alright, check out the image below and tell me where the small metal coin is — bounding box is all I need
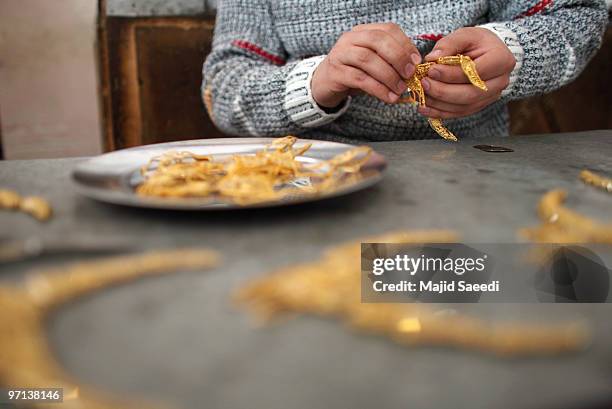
[473,145,514,153]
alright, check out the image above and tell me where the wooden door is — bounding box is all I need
[98,1,225,150]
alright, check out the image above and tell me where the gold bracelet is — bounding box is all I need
[0,188,52,221]
[580,169,612,193]
[399,55,488,142]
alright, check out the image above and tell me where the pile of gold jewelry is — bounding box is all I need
[520,189,612,244]
[0,248,219,409]
[0,188,52,221]
[399,55,488,142]
[580,169,612,193]
[136,136,372,205]
[235,230,588,356]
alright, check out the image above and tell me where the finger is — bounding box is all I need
[426,64,470,84]
[422,75,508,105]
[419,98,498,119]
[425,28,476,62]
[353,23,421,64]
[425,94,500,114]
[417,105,457,120]
[424,96,469,113]
[337,46,406,95]
[472,49,516,80]
[345,30,415,79]
[428,50,515,83]
[340,65,400,104]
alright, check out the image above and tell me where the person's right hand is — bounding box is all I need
[311,23,421,108]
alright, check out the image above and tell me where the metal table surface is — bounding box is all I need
[1,130,611,409]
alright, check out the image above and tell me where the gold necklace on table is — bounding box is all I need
[0,231,594,409]
[0,248,219,409]
[235,230,588,356]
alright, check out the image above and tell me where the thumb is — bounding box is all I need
[425,29,475,62]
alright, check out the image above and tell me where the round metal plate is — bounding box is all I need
[72,138,387,210]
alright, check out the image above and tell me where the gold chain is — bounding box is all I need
[0,249,219,409]
[399,55,488,142]
[235,230,588,356]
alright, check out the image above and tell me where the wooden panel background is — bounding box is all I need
[0,110,4,159]
[98,6,611,150]
[100,14,225,151]
[136,24,217,145]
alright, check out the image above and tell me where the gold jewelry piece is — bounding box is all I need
[0,248,219,409]
[399,55,488,142]
[137,136,372,204]
[520,189,612,244]
[235,230,588,356]
[580,170,612,193]
[0,189,52,221]
[428,118,458,142]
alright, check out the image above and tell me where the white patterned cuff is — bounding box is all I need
[284,55,351,128]
[478,23,525,97]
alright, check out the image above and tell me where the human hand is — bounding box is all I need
[418,27,516,119]
[311,23,421,108]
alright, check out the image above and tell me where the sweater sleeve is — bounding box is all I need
[479,0,607,100]
[202,0,349,137]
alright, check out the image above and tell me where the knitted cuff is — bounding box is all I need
[284,55,351,128]
[478,23,525,97]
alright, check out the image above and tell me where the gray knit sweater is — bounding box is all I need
[202,0,607,141]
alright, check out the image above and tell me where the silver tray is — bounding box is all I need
[72,138,387,210]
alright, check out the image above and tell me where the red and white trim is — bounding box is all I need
[516,0,554,18]
[284,56,351,128]
[231,40,286,66]
[415,33,445,42]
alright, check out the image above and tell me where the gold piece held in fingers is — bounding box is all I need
[400,55,487,142]
[437,55,488,91]
[428,118,458,142]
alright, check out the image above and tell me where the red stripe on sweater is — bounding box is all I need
[231,40,286,66]
[517,0,553,18]
[416,33,445,41]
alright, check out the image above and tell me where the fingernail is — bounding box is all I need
[427,50,442,60]
[419,106,431,115]
[428,68,440,80]
[405,63,415,78]
[421,78,430,92]
[397,79,407,93]
[388,92,399,103]
[411,53,422,65]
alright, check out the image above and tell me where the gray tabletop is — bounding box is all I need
[1,130,612,409]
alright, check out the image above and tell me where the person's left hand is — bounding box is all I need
[418,27,516,119]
